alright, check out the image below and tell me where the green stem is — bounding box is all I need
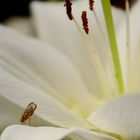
[101,0,124,94]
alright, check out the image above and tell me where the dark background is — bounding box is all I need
[0,0,136,22]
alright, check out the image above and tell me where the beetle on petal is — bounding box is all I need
[20,102,37,125]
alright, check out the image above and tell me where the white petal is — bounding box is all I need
[69,129,117,140]
[128,1,140,91]
[1,125,71,140]
[4,17,35,36]
[1,125,73,140]
[31,0,125,98]
[88,93,140,140]
[0,66,92,130]
[0,25,95,130]
[1,125,117,140]
[116,1,140,87]
[128,1,140,56]
[0,25,99,117]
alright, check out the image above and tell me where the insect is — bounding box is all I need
[20,102,37,125]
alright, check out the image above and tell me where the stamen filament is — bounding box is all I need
[71,11,114,97]
[81,11,114,96]
[101,0,124,94]
[126,0,130,55]
[74,16,113,97]
[85,34,115,97]
[93,10,118,94]
[126,0,130,51]
[89,1,118,93]
[92,10,106,41]
[73,17,84,37]
[126,0,131,91]
[65,0,115,96]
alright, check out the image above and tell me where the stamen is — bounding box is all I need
[64,0,73,20]
[85,37,115,97]
[81,12,115,96]
[64,1,115,96]
[88,0,117,94]
[89,0,94,11]
[126,0,131,91]
[64,0,85,38]
[81,11,89,34]
[126,0,130,54]
[89,0,106,46]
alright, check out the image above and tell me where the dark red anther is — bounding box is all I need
[89,0,94,11]
[64,0,73,20]
[81,11,89,34]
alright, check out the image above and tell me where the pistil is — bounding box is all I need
[101,0,125,94]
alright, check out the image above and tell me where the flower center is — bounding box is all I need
[64,0,132,97]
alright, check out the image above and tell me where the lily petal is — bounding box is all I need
[0,66,91,130]
[0,25,95,129]
[0,25,100,117]
[4,17,35,37]
[1,125,117,140]
[128,0,140,91]
[116,0,140,87]
[88,93,140,140]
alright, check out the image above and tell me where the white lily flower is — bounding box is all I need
[0,0,140,140]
